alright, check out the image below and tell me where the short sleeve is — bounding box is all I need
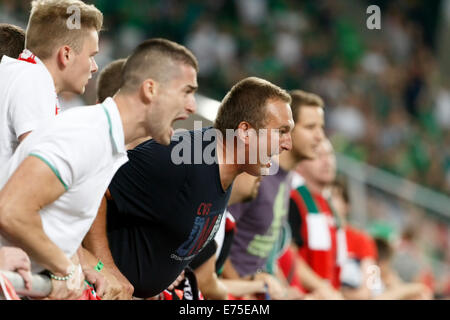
[188,240,217,270]
[28,142,74,191]
[27,128,106,191]
[9,66,56,138]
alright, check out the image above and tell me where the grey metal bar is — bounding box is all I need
[336,153,450,220]
[1,271,52,298]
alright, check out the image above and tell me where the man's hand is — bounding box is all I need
[0,246,32,290]
[83,267,108,298]
[104,266,134,299]
[47,264,85,300]
[254,272,286,300]
[312,282,344,300]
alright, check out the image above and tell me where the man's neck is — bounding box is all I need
[41,58,63,94]
[113,94,148,145]
[304,176,325,195]
[216,137,241,192]
[279,149,301,172]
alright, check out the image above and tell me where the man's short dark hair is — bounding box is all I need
[96,58,126,102]
[0,24,25,60]
[214,77,291,136]
[120,38,198,93]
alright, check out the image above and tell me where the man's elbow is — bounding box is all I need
[0,202,22,237]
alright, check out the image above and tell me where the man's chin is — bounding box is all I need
[73,87,85,96]
[299,151,317,161]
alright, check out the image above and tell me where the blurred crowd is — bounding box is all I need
[1,0,449,298]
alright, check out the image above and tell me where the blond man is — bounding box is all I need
[0,0,102,166]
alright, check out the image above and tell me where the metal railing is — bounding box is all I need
[337,153,450,226]
[0,271,51,299]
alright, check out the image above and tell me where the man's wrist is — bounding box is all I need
[49,264,76,281]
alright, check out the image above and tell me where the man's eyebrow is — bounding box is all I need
[186,85,198,91]
[279,124,293,131]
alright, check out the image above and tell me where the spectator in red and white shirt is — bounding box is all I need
[286,139,344,300]
[329,179,379,299]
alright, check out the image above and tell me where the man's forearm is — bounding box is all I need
[194,254,228,300]
[0,156,72,276]
[82,195,116,267]
[201,275,229,300]
[77,245,100,270]
[82,194,133,292]
[221,258,242,279]
[0,208,72,275]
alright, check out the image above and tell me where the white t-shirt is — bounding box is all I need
[214,210,228,259]
[0,51,58,166]
[0,97,128,272]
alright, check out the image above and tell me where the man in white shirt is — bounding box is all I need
[0,23,35,290]
[0,0,102,165]
[0,38,198,300]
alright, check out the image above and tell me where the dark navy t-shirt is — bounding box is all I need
[106,128,232,298]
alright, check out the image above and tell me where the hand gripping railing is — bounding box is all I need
[0,271,52,299]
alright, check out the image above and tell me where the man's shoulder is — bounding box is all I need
[1,56,48,75]
[0,57,53,89]
[171,127,216,145]
[55,104,102,125]
[135,127,217,163]
[25,105,105,146]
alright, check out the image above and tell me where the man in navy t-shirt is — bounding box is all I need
[84,77,295,298]
[107,128,232,297]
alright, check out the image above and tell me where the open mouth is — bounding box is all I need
[174,115,188,122]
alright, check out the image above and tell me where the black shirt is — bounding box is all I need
[288,197,304,247]
[107,128,232,298]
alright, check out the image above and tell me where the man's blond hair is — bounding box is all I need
[25,0,103,59]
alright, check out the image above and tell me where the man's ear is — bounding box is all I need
[139,79,157,104]
[236,121,252,145]
[56,46,73,69]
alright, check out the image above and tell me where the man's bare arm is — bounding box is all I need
[293,246,343,299]
[0,156,72,275]
[82,194,134,298]
[0,156,84,299]
[193,254,228,300]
